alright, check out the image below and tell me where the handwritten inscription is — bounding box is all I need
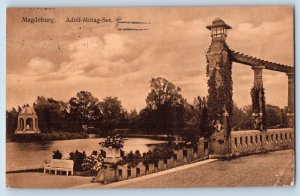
[115,17,150,31]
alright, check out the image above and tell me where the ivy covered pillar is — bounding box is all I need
[286,72,294,127]
[251,65,266,131]
[206,18,233,158]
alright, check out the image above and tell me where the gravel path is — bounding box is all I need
[6,172,92,188]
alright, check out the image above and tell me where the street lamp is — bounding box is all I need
[206,18,232,40]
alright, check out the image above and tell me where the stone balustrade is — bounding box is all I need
[96,129,294,184]
[230,128,294,157]
[98,141,207,183]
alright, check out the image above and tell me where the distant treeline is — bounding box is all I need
[6,77,289,141]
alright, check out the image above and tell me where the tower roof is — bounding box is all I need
[206,18,232,30]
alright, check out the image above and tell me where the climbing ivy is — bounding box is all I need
[206,40,233,139]
[250,84,267,130]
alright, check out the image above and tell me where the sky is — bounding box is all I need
[6,6,294,111]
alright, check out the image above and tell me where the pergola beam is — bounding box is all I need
[231,50,294,73]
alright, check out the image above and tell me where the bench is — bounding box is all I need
[44,159,74,176]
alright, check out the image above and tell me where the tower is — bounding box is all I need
[206,18,233,158]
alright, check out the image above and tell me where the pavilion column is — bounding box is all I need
[20,118,22,131]
[23,118,27,131]
[33,118,36,130]
[36,117,40,133]
[19,118,22,131]
[286,72,294,127]
[17,118,20,130]
[251,65,266,131]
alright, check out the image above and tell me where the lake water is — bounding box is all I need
[6,138,166,172]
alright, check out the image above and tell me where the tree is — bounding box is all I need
[6,107,19,139]
[99,97,127,131]
[280,108,288,128]
[34,96,68,132]
[146,77,184,110]
[100,97,125,120]
[69,91,101,130]
[184,96,209,139]
[266,104,282,128]
[238,105,253,130]
[232,104,285,130]
[232,103,245,131]
[145,77,185,134]
[136,107,155,133]
[126,109,138,130]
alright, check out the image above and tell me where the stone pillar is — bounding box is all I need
[251,65,266,131]
[252,66,264,86]
[286,72,294,127]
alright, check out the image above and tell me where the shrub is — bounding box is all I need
[52,150,63,159]
[142,147,175,165]
[82,150,105,175]
[69,150,86,171]
[99,134,125,149]
[117,150,142,168]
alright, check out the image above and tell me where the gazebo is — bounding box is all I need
[15,106,40,134]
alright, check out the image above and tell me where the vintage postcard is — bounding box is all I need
[6,6,294,188]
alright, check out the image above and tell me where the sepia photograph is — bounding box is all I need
[6,6,294,188]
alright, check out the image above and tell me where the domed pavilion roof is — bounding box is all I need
[19,106,37,116]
